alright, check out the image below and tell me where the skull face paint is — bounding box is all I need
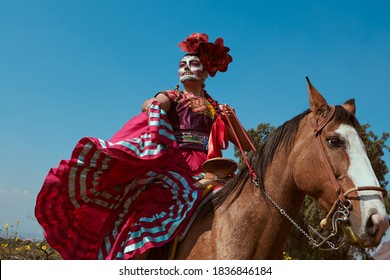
[178,55,205,83]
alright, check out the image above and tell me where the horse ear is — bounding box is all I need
[342,98,356,115]
[306,76,330,118]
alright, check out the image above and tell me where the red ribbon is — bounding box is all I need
[207,115,229,159]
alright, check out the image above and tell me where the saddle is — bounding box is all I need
[194,157,238,189]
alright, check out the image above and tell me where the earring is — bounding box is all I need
[175,84,180,91]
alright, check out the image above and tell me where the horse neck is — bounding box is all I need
[216,149,306,259]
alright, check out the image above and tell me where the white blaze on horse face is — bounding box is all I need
[178,55,204,83]
[337,124,379,187]
[336,124,388,238]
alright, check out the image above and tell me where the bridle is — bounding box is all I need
[313,106,387,205]
[311,105,387,247]
[223,105,387,250]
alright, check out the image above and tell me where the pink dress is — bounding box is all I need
[35,90,221,259]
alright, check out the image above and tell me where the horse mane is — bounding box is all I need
[209,105,361,212]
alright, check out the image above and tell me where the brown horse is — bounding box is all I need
[174,78,389,259]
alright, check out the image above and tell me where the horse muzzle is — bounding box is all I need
[320,189,389,249]
[344,211,389,248]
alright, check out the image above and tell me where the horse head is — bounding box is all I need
[290,77,388,248]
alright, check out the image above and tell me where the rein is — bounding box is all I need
[222,105,387,250]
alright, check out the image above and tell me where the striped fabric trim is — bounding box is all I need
[98,170,200,259]
[68,102,176,209]
[36,101,203,260]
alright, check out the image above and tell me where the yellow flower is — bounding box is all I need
[1,243,8,249]
[41,245,47,251]
[4,223,9,230]
[25,245,31,250]
[208,104,216,117]
[15,236,19,241]
[283,251,293,260]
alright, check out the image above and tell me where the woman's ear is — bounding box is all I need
[202,71,209,80]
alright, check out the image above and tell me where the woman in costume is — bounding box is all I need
[35,33,253,259]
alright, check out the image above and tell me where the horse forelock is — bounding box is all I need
[210,105,360,212]
[333,105,361,129]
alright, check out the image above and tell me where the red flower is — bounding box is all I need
[179,33,233,77]
[178,33,209,54]
[198,38,233,77]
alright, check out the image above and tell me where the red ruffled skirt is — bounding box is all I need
[35,103,206,259]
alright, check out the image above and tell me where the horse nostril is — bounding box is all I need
[366,214,379,236]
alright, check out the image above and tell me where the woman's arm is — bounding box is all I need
[141,93,172,114]
[220,105,254,152]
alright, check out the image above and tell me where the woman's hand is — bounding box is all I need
[219,104,254,152]
[142,98,159,113]
[219,104,235,124]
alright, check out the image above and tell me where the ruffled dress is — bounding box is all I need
[35,90,221,259]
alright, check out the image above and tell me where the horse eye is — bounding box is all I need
[327,137,344,148]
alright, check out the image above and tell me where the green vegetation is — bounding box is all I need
[0,221,61,260]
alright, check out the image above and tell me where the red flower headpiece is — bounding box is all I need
[178,33,233,77]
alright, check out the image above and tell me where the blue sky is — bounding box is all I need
[0,1,389,240]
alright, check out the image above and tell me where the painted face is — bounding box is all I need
[178,55,205,83]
